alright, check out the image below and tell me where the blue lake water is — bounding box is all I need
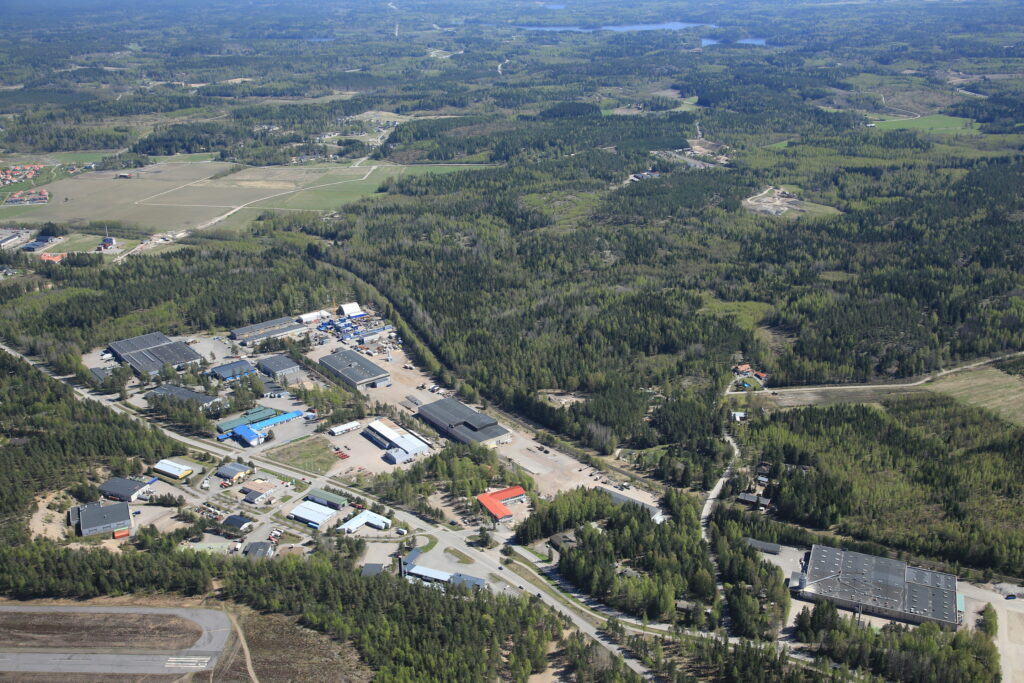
[514,21,716,32]
[543,3,566,8]
[702,37,768,46]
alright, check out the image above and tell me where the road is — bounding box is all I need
[0,605,230,674]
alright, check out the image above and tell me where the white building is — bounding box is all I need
[153,459,193,480]
[287,500,338,530]
[328,420,361,436]
[338,509,392,534]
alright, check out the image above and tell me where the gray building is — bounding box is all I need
[99,477,149,502]
[230,317,307,346]
[108,332,203,378]
[244,541,276,559]
[69,502,132,536]
[258,354,303,383]
[794,545,961,629]
[210,359,257,382]
[417,398,509,446]
[147,384,225,411]
[319,350,390,389]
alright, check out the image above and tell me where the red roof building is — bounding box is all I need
[40,252,66,263]
[476,486,528,522]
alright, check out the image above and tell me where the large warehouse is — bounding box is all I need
[417,398,510,446]
[153,459,193,480]
[288,500,338,529]
[339,509,391,533]
[147,384,226,411]
[230,317,307,346]
[210,359,257,382]
[793,545,962,629]
[99,477,150,502]
[108,332,203,378]
[319,349,391,390]
[69,502,132,537]
[257,354,302,383]
[364,418,430,464]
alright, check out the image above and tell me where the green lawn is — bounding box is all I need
[50,151,119,164]
[926,366,1024,427]
[700,294,773,330]
[43,233,102,253]
[150,152,219,162]
[266,435,338,474]
[874,115,980,135]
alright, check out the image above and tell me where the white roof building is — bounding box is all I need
[153,459,193,479]
[338,509,392,533]
[328,420,361,436]
[340,302,362,317]
[287,500,338,529]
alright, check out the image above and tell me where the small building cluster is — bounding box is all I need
[4,189,49,205]
[0,164,43,186]
[732,363,768,387]
[21,235,60,252]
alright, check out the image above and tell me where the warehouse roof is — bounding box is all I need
[230,317,296,339]
[450,573,487,590]
[223,514,253,530]
[100,477,147,500]
[339,509,391,533]
[216,462,252,479]
[148,384,221,407]
[78,502,131,531]
[153,459,193,478]
[476,486,527,521]
[305,488,348,507]
[409,565,451,582]
[245,541,275,559]
[241,480,277,495]
[289,500,337,527]
[745,538,781,555]
[319,350,389,385]
[803,545,959,626]
[217,406,278,433]
[109,332,202,377]
[418,398,509,444]
[258,354,301,375]
[210,359,256,380]
[233,424,265,446]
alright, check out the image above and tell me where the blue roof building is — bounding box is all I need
[233,425,266,447]
[210,359,257,382]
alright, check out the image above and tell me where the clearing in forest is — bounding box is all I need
[925,366,1024,426]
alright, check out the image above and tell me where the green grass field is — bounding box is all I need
[43,233,102,253]
[925,366,1024,426]
[150,153,219,162]
[700,295,773,330]
[49,151,119,164]
[874,115,980,135]
[266,435,338,474]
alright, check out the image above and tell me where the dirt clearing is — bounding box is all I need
[926,366,1024,426]
[0,612,200,650]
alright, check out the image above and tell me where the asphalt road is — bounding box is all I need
[0,605,230,674]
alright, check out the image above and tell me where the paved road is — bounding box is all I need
[0,606,230,674]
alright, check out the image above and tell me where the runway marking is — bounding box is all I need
[165,656,211,669]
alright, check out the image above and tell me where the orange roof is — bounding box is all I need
[476,486,527,520]
[40,252,66,263]
[736,364,752,372]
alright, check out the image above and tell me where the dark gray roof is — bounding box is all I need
[417,398,509,444]
[244,541,275,558]
[223,514,253,530]
[361,563,386,577]
[109,332,202,377]
[738,492,771,506]
[244,490,266,504]
[450,573,487,590]
[216,462,252,479]
[211,359,256,380]
[803,545,958,625]
[148,384,221,406]
[109,332,173,357]
[319,349,389,386]
[100,477,147,499]
[744,537,781,554]
[230,317,296,339]
[78,502,131,530]
[258,354,301,375]
[89,367,112,383]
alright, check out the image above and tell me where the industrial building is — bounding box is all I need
[475,486,528,523]
[338,302,363,317]
[233,424,266,447]
[147,384,226,411]
[400,550,486,590]
[328,420,361,436]
[288,500,338,529]
[745,538,781,555]
[230,317,307,346]
[69,502,132,537]
[338,509,391,533]
[305,488,348,510]
[217,406,278,433]
[792,545,962,629]
[364,418,430,464]
[210,359,257,382]
[99,477,150,502]
[319,350,391,390]
[108,332,203,378]
[599,486,665,522]
[153,459,193,480]
[417,398,509,446]
[223,515,254,533]
[257,355,302,383]
[244,541,276,559]
[216,462,252,481]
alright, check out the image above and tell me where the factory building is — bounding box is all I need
[328,420,361,436]
[210,359,257,382]
[147,384,226,411]
[338,509,391,534]
[233,424,266,447]
[153,459,193,480]
[417,398,509,446]
[257,355,302,383]
[223,515,254,533]
[288,500,338,530]
[217,406,278,433]
[69,502,132,537]
[230,317,307,346]
[793,545,962,629]
[240,480,277,505]
[99,477,150,502]
[108,331,203,378]
[364,418,430,464]
[319,350,391,390]
[244,541,276,559]
[475,486,528,523]
[216,462,252,482]
[305,488,348,510]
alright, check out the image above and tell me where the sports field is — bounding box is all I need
[925,366,1024,426]
[0,161,482,234]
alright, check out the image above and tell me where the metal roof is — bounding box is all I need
[99,477,147,499]
[77,502,131,531]
[153,459,193,478]
[289,500,337,527]
[109,332,202,376]
[223,514,253,530]
[409,565,451,582]
[216,462,252,479]
[249,410,303,431]
[339,509,390,532]
[803,545,959,625]
[258,354,301,375]
[233,424,265,446]
[230,317,297,339]
[361,563,386,577]
[211,359,256,380]
[306,488,348,507]
[245,541,275,558]
[450,573,487,590]
[744,537,781,554]
[148,384,221,406]
[319,350,389,386]
[417,398,509,444]
[217,406,278,433]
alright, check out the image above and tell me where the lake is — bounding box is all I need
[513,21,716,32]
[702,37,768,46]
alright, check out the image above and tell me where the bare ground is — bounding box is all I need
[0,612,201,650]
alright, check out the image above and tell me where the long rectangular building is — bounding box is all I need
[230,317,308,346]
[417,398,509,446]
[794,545,961,629]
[319,349,390,389]
[108,332,202,377]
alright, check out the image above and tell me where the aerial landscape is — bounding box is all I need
[1,0,1023,680]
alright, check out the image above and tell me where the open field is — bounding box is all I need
[266,435,337,474]
[0,612,200,650]
[925,366,1024,426]
[150,153,218,162]
[0,161,480,234]
[763,384,928,408]
[874,114,980,135]
[42,233,102,253]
